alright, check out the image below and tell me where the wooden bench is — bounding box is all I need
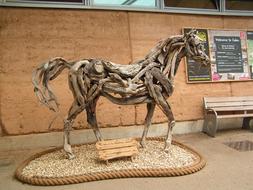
[203,96,253,137]
[96,138,139,164]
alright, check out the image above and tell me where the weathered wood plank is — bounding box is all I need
[96,141,137,150]
[98,146,138,155]
[96,138,137,146]
[99,150,138,161]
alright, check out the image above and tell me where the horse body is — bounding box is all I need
[32,30,209,159]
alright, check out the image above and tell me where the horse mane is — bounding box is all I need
[144,35,185,62]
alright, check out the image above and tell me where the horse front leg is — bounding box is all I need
[140,102,156,148]
[153,85,175,150]
[86,98,103,141]
[145,72,175,150]
[148,85,175,149]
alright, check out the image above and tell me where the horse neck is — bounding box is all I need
[172,46,187,76]
[162,45,186,81]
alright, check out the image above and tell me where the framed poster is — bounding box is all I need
[184,28,253,83]
[184,28,212,82]
[208,30,250,81]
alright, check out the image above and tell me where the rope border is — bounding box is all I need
[15,137,206,185]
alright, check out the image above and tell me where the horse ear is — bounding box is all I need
[192,29,197,34]
[189,29,198,36]
[184,29,196,39]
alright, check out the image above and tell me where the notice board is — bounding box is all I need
[184,28,253,83]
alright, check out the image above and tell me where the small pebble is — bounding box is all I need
[21,140,196,178]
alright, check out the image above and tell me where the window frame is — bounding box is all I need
[0,0,253,17]
[162,0,221,13]
[2,0,87,8]
[90,0,159,9]
[224,0,253,14]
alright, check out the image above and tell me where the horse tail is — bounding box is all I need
[32,57,72,112]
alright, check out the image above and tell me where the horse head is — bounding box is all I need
[184,30,210,66]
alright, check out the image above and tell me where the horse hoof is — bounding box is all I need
[164,142,171,152]
[67,153,76,160]
[140,141,146,148]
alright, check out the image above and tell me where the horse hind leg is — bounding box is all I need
[140,102,156,148]
[86,98,103,141]
[63,100,84,159]
[63,119,75,160]
[165,120,175,150]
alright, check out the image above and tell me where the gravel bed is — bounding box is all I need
[21,140,197,178]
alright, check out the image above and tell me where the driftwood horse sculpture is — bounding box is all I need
[32,30,210,159]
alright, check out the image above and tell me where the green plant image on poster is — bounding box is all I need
[247,31,253,78]
[247,32,253,65]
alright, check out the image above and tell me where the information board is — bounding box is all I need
[208,30,249,81]
[214,36,243,73]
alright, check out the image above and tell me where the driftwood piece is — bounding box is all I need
[102,92,151,105]
[103,61,143,77]
[144,71,159,103]
[77,70,88,98]
[32,30,210,159]
[150,67,174,96]
[131,62,159,83]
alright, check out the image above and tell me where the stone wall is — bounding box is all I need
[0,7,253,135]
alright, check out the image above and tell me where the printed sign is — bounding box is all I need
[208,30,249,81]
[214,36,243,73]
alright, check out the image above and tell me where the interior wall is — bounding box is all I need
[0,7,253,135]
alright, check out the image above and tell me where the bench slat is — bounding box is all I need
[204,96,253,103]
[206,102,253,108]
[217,113,253,118]
[207,106,253,111]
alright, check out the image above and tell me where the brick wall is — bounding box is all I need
[0,8,253,135]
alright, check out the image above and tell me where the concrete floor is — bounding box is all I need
[0,129,253,190]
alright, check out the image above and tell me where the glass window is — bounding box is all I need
[93,0,157,8]
[14,0,83,3]
[164,0,218,10]
[226,0,253,11]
